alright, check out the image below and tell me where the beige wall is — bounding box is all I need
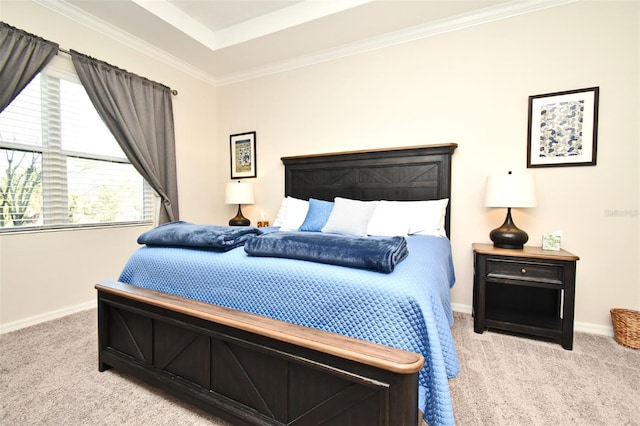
[0,0,218,329]
[216,1,639,334]
[1,1,638,334]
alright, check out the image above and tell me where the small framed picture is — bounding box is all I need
[230,131,256,179]
[527,87,599,168]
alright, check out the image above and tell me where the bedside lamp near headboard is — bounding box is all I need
[225,181,254,226]
[485,171,537,249]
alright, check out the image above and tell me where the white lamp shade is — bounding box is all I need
[225,182,255,205]
[484,172,536,208]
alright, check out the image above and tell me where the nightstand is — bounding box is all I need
[472,243,579,350]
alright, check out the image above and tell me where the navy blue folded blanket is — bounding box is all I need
[244,232,408,273]
[137,221,263,251]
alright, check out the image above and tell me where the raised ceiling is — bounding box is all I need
[39,0,573,85]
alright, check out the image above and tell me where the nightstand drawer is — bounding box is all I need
[486,258,563,285]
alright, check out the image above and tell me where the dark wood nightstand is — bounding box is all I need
[473,243,579,350]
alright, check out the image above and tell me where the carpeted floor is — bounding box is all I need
[449,312,639,425]
[1,309,638,425]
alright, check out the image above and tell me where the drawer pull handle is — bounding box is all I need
[521,268,527,274]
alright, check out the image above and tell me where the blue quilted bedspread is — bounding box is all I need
[118,231,460,425]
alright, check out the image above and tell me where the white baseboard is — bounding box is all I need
[451,302,472,315]
[573,320,614,337]
[0,300,96,335]
[451,303,614,337]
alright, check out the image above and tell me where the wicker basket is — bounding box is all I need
[610,308,640,350]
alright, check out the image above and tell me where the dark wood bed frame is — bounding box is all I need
[96,143,457,426]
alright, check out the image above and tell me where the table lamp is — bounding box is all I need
[225,181,254,226]
[484,171,536,249]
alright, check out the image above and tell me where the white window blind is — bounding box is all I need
[0,64,153,231]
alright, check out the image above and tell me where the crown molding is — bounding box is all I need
[34,0,217,87]
[131,0,374,52]
[35,0,576,87]
[216,0,577,85]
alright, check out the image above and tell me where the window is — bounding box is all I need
[0,64,153,231]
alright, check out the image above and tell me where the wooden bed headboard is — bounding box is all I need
[281,143,457,236]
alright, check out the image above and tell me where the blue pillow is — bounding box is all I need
[298,198,334,232]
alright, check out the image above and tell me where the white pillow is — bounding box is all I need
[407,198,449,237]
[366,201,410,236]
[272,197,288,227]
[278,196,309,231]
[321,197,378,237]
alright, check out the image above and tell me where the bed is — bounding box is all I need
[96,143,458,426]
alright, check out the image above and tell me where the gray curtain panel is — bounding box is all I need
[0,22,59,112]
[70,50,179,223]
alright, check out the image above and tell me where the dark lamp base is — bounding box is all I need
[229,205,250,227]
[490,208,529,249]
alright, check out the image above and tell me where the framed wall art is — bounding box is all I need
[230,131,256,179]
[527,87,599,168]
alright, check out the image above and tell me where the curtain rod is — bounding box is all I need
[58,48,178,96]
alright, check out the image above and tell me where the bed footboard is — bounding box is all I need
[96,281,423,426]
